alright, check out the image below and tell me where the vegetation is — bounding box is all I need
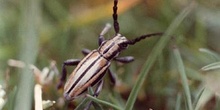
[0,0,220,110]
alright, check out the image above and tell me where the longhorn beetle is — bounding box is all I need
[57,0,164,109]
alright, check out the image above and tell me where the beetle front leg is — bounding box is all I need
[99,23,111,46]
[114,56,134,63]
[85,80,104,110]
[82,48,91,56]
[57,59,81,89]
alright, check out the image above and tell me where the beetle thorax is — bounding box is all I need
[98,34,128,60]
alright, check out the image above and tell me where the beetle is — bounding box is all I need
[57,0,164,109]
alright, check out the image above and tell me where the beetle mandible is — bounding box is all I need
[57,0,164,109]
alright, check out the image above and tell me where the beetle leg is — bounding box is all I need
[85,80,104,110]
[81,48,91,56]
[99,23,111,46]
[114,56,134,63]
[108,69,116,85]
[94,80,103,97]
[57,59,81,89]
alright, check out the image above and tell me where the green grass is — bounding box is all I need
[1,0,220,110]
[14,0,41,109]
[125,2,195,110]
[173,46,193,110]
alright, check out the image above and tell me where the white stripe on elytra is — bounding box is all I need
[72,55,100,91]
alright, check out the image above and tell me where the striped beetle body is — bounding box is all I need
[57,0,164,109]
[64,50,110,100]
[64,34,128,100]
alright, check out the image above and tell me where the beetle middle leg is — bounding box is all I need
[57,59,81,89]
[114,56,134,63]
[107,56,134,85]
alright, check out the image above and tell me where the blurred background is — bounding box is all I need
[0,0,220,110]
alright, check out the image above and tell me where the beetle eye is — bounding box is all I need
[119,43,128,49]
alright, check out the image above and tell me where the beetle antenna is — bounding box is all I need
[113,0,119,35]
[126,32,164,45]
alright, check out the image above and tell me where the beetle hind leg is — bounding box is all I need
[84,69,117,109]
[108,69,117,85]
[57,59,81,89]
[84,80,104,110]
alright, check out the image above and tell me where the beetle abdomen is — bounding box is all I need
[64,50,110,100]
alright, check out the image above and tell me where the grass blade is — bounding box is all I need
[124,2,196,110]
[175,93,182,110]
[76,87,103,110]
[75,98,91,110]
[173,46,193,110]
[199,48,220,61]
[194,88,213,110]
[14,0,41,109]
[201,62,220,71]
[86,94,122,110]
[193,88,205,109]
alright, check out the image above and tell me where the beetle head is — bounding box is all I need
[98,34,128,60]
